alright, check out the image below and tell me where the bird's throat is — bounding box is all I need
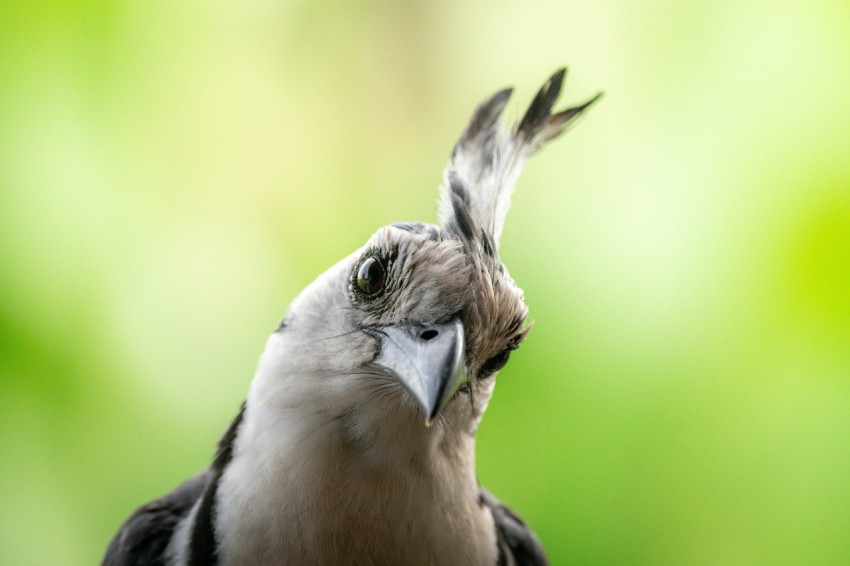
[214,404,487,564]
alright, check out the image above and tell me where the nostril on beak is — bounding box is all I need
[420,329,439,341]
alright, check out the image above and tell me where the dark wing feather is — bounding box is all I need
[480,488,549,566]
[103,470,213,566]
[104,403,245,566]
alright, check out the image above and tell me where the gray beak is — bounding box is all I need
[373,318,468,425]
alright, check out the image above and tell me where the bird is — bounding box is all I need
[103,68,600,566]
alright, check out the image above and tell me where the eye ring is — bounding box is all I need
[355,256,386,297]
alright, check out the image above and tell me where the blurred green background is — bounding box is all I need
[2,1,849,564]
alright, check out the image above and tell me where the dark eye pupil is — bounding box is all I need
[357,257,385,296]
[482,349,510,375]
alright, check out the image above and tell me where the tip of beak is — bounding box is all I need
[424,408,438,427]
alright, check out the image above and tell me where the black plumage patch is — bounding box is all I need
[447,172,477,243]
[452,87,512,160]
[187,402,246,566]
[479,488,548,566]
[518,68,566,138]
[103,472,212,566]
[213,402,246,472]
[480,229,497,259]
[187,479,220,566]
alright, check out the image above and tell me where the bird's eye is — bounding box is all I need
[480,349,511,377]
[356,256,385,297]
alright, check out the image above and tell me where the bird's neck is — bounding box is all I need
[226,397,480,502]
[213,397,494,564]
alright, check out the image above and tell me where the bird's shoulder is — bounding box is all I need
[479,488,549,566]
[102,469,213,566]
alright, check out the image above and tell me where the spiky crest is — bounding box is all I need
[438,68,602,252]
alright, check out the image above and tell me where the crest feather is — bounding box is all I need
[438,68,601,250]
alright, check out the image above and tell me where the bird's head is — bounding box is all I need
[253,69,599,440]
